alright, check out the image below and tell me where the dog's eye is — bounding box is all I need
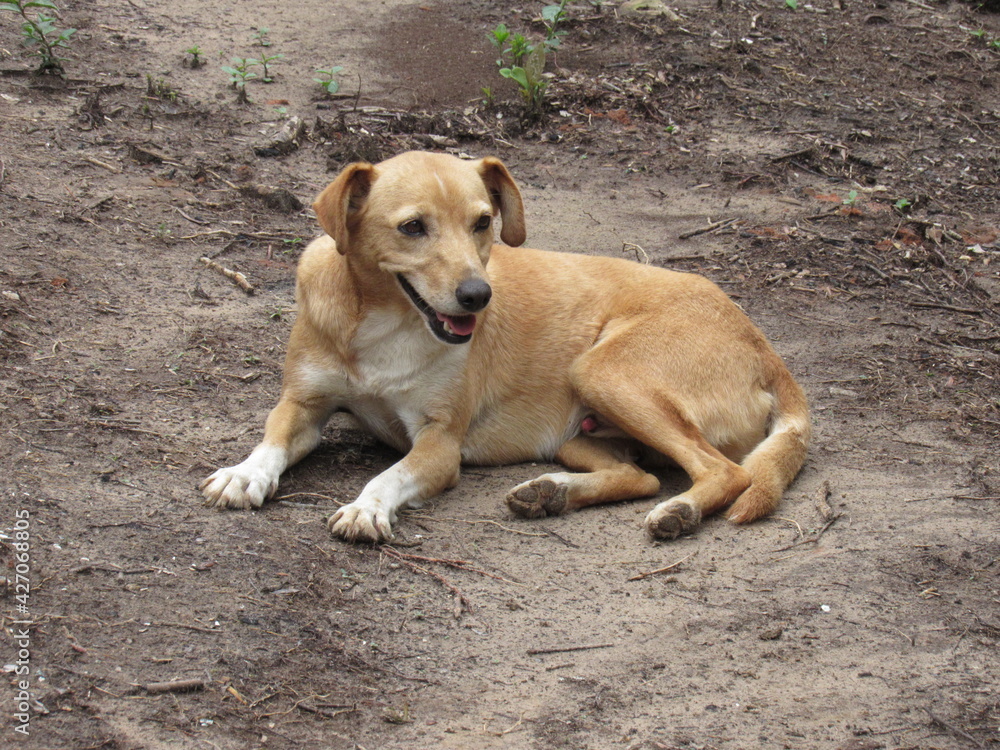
[474,215,492,232]
[399,219,425,236]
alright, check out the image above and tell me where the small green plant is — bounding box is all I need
[489,9,564,114]
[146,74,179,101]
[541,1,570,52]
[253,50,284,82]
[184,45,203,68]
[314,64,344,95]
[508,33,532,64]
[843,189,859,207]
[500,43,548,110]
[488,23,510,64]
[222,57,259,103]
[785,0,798,8]
[971,29,1000,52]
[252,26,271,47]
[486,23,510,59]
[0,0,76,74]
[894,197,912,214]
[153,222,172,241]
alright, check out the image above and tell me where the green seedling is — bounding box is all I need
[146,74,179,101]
[785,0,798,8]
[541,1,570,52]
[222,57,259,103]
[481,85,495,107]
[153,222,172,241]
[314,65,344,95]
[894,197,912,213]
[0,0,76,74]
[489,24,530,67]
[489,4,571,115]
[968,29,1000,52]
[184,45,203,68]
[488,22,510,64]
[843,189,859,207]
[508,33,532,64]
[253,51,284,82]
[500,43,548,110]
[252,26,271,47]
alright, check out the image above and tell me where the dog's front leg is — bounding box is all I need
[201,394,334,510]
[329,425,462,543]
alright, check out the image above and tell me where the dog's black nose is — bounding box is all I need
[455,279,492,312]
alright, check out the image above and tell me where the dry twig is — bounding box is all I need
[526,643,615,656]
[679,217,736,240]
[199,257,255,294]
[922,707,985,749]
[381,545,517,584]
[141,678,205,694]
[382,550,472,617]
[628,551,698,581]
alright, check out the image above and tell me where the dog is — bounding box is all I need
[201,151,810,543]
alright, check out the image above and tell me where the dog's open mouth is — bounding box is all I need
[397,275,477,345]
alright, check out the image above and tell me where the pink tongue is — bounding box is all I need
[436,312,476,336]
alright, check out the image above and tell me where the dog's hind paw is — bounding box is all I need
[644,498,701,540]
[506,479,569,519]
[328,502,394,543]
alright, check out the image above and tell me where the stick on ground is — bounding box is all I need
[628,551,698,581]
[199,256,255,295]
[141,678,205,694]
[526,643,615,656]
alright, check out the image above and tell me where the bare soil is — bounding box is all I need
[2,0,999,748]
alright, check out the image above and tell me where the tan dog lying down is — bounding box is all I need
[202,151,810,542]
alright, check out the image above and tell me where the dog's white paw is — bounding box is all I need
[644,497,701,540]
[328,502,394,543]
[201,462,278,510]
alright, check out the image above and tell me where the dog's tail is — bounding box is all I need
[726,370,811,524]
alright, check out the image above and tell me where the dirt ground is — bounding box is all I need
[2,0,999,748]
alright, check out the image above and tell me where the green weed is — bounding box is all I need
[253,50,284,82]
[184,45,203,68]
[314,65,344,95]
[489,2,572,114]
[222,57,259,103]
[252,27,271,47]
[0,0,76,74]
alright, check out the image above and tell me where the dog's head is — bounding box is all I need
[313,151,525,345]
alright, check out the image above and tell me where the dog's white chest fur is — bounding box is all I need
[346,310,468,449]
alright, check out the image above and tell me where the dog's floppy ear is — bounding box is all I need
[313,162,376,255]
[477,157,526,247]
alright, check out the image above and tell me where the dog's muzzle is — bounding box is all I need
[397,275,488,345]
